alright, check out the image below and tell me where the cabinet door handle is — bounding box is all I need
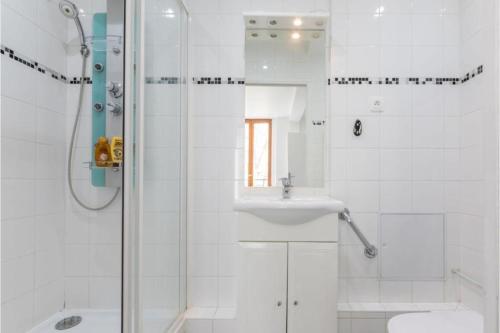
[277,301,282,307]
[293,301,298,306]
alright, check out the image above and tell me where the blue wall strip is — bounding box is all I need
[92,13,107,187]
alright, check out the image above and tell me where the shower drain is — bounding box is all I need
[55,316,82,330]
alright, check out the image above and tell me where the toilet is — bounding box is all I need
[388,311,483,333]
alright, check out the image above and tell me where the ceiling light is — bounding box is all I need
[249,19,256,24]
[262,65,268,70]
[315,20,324,27]
[269,19,277,25]
[312,32,320,39]
[162,8,175,18]
[293,18,303,26]
[270,33,278,38]
[291,32,301,40]
[251,32,259,38]
[374,6,385,17]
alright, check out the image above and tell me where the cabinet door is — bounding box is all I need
[238,242,288,333]
[287,242,338,333]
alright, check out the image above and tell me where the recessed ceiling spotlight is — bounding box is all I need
[251,32,259,38]
[293,18,303,26]
[249,19,256,24]
[312,32,320,39]
[374,6,385,17]
[269,19,277,25]
[270,33,278,38]
[291,32,301,40]
[161,8,174,17]
[315,20,324,27]
[262,65,268,70]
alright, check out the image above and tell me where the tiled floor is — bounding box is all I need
[28,309,178,333]
[28,310,120,333]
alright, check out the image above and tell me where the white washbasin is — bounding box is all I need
[234,197,345,224]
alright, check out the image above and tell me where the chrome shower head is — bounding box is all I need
[58,0,89,57]
[59,0,79,19]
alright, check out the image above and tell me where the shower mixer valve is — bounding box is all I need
[107,102,122,115]
[106,81,123,98]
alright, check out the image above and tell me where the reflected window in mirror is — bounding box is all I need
[245,119,272,187]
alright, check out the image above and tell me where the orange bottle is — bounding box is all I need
[94,136,111,167]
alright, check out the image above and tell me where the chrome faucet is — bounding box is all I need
[280,172,294,199]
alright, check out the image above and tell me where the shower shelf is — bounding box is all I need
[84,161,122,171]
[85,35,123,52]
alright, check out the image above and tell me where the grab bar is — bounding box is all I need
[339,208,378,259]
[451,269,484,292]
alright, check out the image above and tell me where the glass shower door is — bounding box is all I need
[140,0,188,331]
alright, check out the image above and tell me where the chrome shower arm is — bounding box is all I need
[339,208,378,259]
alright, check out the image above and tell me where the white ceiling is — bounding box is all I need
[245,85,307,121]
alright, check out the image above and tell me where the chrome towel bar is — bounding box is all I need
[339,208,378,259]
[451,268,484,292]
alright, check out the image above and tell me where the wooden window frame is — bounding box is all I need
[246,119,272,187]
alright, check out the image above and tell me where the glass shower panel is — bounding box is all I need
[141,0,188,331]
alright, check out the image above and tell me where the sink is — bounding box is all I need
[234,197,345,224]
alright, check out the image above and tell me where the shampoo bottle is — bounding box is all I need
[94,136,111,167]
[110,136,123,166]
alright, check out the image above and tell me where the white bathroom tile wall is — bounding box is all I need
[1,0,69,331]
[412,281,445,303]
[326,0,478,309]
[88,277,121,309]
[457,1,498,330]
[346,279,380,302]
[380,281,412,303]
[350,318,387,333]
[340,245,379,278]
[186,0,497,328]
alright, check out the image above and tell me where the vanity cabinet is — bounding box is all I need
[238,242,338,333]
[287,242,338,333]
[239,243,288,333]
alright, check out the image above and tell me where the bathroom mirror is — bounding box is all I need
[244,14,328,188]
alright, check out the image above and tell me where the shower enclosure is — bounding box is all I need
[0,0,188,332]
[124,0,189,332]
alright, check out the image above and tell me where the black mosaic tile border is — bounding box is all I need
[1,44,93,85]
[329,66,484,86]
[1,44,484,88]
[0,44,70,83]
[69,77,93,85]
[192,77,245,85]
[146,77,181,84]
[461,65,483,83]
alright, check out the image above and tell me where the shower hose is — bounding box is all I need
[67,49,120,210]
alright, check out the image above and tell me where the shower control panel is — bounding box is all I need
[90,0,124,188]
